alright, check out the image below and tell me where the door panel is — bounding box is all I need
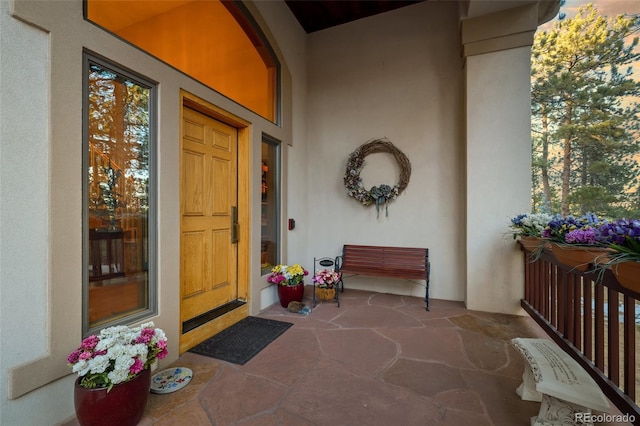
[182,230,207,298]
[180,107,238,324]
[212,158,230,213]
[183,151,205,215]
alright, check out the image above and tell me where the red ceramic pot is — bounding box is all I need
[74,367,151,426]
[277,283,304,307]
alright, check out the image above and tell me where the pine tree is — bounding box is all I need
[531,4,640,217]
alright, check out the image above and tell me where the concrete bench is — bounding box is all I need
[511,338,610,426]
[338,244,430,310]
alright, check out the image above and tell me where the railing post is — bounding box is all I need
[573,275,582,351]
[595,284,605,371]
[584,280,593,361]
[566,274,575,344]
[623,295,636,400]
[608,287,620,386]
[550,262,557,327]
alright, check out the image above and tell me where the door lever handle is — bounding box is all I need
[231,206,239,243]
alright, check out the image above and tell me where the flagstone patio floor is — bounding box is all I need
[61,288,625,426]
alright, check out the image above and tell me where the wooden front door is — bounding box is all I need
[180,106,238,330]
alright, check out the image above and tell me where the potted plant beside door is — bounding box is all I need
[67,322,168,426]
[267,264,309,307]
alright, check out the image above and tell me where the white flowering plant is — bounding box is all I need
[67,322,168,391]
[510,213,554,238]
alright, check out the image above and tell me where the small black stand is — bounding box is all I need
[312,256,343,308]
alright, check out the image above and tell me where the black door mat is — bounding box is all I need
[189,316,293,365]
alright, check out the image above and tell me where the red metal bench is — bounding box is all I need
[338,244,430,310]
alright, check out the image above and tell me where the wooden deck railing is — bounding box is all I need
[520,245,640,423]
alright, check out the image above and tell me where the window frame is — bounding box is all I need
[260,134,281,275]
[82,50,158,335]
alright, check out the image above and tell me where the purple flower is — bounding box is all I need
[598,219,640,254]
[78,350,93,361]
[129,358,144,375]
[542,213,606,244]
[511,214,527,227]
[134,328,155,344]
[155,339,169,360]
[565,228,598,245]
[80,335,99,350]
[67,350,81,364]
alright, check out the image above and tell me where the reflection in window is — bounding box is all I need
[86,0,279,122]
[84,53,156,332]
[261,136,280,275]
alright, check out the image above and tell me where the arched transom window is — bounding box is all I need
[86,0,279,123]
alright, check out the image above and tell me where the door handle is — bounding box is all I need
[231,206,239,243]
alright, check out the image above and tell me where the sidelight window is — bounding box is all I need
[261,136,281,275]
[83,52,157,333]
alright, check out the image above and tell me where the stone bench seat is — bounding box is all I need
[511,338,610,426]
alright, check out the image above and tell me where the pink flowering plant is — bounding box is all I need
[67,322,168,391]
[312,269,341,289]
[267,264,308,286]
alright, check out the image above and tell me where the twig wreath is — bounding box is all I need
[344,138,411,217]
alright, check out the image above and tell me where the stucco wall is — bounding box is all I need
[304,1,465,302]
[0,2,73,424]
[0,0,299,424]
[252,0,309,308]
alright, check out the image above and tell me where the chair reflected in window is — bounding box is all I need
[89,229,125,282]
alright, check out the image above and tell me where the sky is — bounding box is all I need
[540,0,640,30]
[557,0,638,20]
[539,0,640,29]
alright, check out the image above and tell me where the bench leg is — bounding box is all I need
[532,394,593,426]
[424,288,429,311]
[425,264,430,311]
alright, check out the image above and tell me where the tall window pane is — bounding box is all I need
[84,53,156,332]
[261,137,280,275]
